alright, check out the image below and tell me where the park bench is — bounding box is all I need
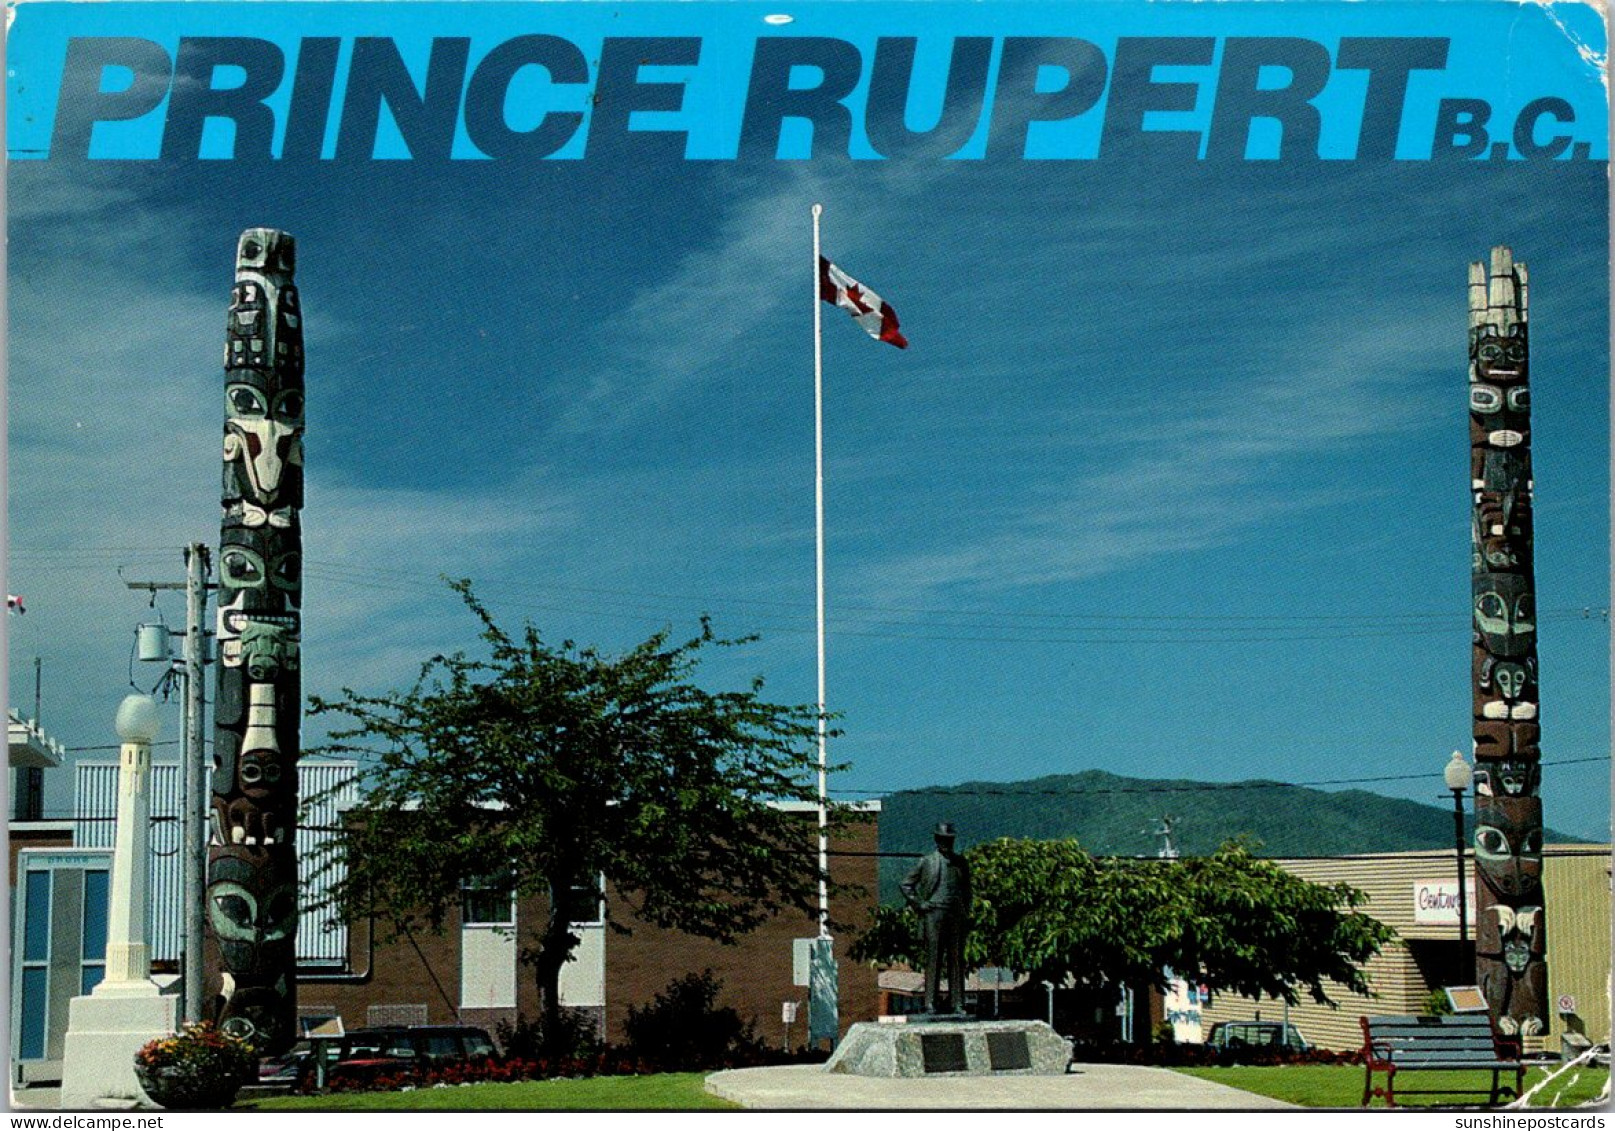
[1360,1014,1525,1107]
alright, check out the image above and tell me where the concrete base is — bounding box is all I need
[59,987,176,1110]
[825,1019,1071,1077]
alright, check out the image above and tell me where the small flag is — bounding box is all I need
[819,257,907,349]
[7,594,25,616]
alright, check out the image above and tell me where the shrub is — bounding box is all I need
[1422,989,1455,1017]
[496,1008,602,1060]
[623,971,768,1071]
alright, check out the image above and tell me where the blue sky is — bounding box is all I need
[6,13,1610,844]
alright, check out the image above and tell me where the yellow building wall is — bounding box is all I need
[1544,851,1611,1051]
[1195,847,1609,1054]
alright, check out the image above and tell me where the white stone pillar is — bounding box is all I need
[62,695,178,1108]
[102,697,156,987]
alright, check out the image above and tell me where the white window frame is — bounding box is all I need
[459,872,515,928]
[569,873,605,927]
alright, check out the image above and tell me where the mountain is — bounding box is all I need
[871,770,1581,904]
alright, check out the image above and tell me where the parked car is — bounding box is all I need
[299,1025,498,1089]
[257,1046,314,1086]
[1206,1020,1308,1059]
[406,1025,498,1066]
[322,1027,419,1087]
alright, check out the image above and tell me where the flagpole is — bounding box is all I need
[812,201,829,939]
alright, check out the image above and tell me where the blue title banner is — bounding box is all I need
[7,1,1608,161]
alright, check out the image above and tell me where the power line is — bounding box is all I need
[305,559,1605,626]
[297,565,1606,646]
[41,757,1606,820]
[828,756,1612,798]
[303,559,1604,626]
[2,545,1607,629]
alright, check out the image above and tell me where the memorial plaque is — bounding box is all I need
[987,1030,1032,1071]
[920,1032,968,1074]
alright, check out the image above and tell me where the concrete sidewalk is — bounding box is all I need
[705,1061,1297,1110]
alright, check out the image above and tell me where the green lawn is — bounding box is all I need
[246,1072,738,1111]
[1175,1064,1610,1109]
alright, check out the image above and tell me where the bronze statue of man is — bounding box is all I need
[901,821,972,1015]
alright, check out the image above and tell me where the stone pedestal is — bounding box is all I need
[59,984,177,1110]
[825,1019,1071,1078]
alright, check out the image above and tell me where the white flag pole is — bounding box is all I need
[812,202,829,938]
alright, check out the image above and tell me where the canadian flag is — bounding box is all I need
[819,257,908,349]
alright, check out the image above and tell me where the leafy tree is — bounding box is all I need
[307,581,848,1037]
[851,838,1394,1009]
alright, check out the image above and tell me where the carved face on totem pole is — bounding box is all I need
[1470,298,1529,452]
[1472,574,1535,658]
[1468,382,1530,452]
[1473,795,1543,903]
[207,847,298,1045]
[1473,653,1538,722]
[1474,759,1541,799]
[1471,322,1528,383]
[1476,903,1548,1037]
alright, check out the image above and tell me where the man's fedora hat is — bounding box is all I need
[933,821,957,838]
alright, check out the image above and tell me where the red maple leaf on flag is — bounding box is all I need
[818,257,907,349]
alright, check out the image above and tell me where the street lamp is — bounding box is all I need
[60,695,178,1109]
[105,694,162,988]
[1444,750,1473,985]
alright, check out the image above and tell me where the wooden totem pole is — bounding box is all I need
[209,229,304,1053]
[1468,246,1546,1036]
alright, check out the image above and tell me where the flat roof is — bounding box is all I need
[771,799,882,813]
[8,710,64,769]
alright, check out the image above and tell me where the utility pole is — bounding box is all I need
[126,552,212,1025]
[183,544,211,1025]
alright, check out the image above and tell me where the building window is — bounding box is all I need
[569,875,605,927]
[13,767,43,821]
[80,870,109,996]
[460,872,514,927]
[18,870,51,1059]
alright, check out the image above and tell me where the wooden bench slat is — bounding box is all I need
[1368,1014,1493,1025]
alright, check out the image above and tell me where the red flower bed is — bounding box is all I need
[318,1044,828,1095]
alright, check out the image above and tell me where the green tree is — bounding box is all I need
[307,581,847,1037]
[851,838,1394,1009]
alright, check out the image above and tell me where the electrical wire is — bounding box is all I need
[300,563,1607,646]
[826,755,1613,798]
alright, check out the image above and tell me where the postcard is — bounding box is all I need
[6,0,1608,1114]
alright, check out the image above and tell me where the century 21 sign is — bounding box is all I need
[1413,880,1478,925]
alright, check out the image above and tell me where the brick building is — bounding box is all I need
[12,759,881,1081]
[301,800,883,1047]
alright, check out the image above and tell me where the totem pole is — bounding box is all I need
[1468,246,1546,1036]
[209,229,304,1053]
